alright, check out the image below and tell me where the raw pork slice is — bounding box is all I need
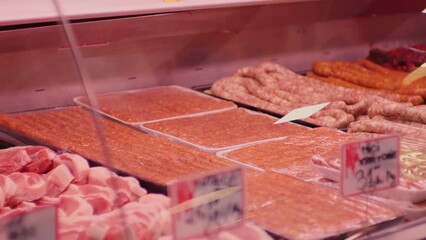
[61,184,80,195]
[9,172,46,205]
[59,195,94,217]
[16,201,37,209]
[44,164,74,197]
[59,215,94,240]
[22,146,55,174]
[54,153,90,184]
[0,188,5,208]
[138,194,171,209]
[87,167,117,187]
[0,147,31,174]
[100,202,170,240]
[0,175,17,206]
[105,176,147,207]
[77,185,116,214]
[36,196,60,206]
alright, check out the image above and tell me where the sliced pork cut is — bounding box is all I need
[87,167,117,187]
[44,164,74,197]
[54,153,90,184]
[0,175,17,206]
[0,147,32,174]
[22,146,55,174]
[8,172,46,205]
[0,188,5,208]
[36,196,60,206]
[138,194,171,209]
[59,195,94,217]
[77,185,116,214]
[105,176,147,207]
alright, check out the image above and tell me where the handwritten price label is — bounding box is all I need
[0,205,57,240]
[168,167,245,240]
[341,135,400,197]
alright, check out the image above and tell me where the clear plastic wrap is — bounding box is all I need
[141,108,309,153]
[74,85,237,124]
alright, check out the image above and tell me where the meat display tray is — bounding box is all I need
[0,128,168,194]
[140,108,307,153]
[313,164,426,204]
[74,85,237,125]
[0,107,237,194]
[191,84,320,129]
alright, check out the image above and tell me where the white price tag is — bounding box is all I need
[341,135,400,197]
[274,102,330,124]
[0,205,57,240]
[168,167,245,240]
[402,62,426,85]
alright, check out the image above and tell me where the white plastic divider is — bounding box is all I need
[0,0,318,26]
[74,85,237,125]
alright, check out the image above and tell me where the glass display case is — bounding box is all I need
[1,0,426,239]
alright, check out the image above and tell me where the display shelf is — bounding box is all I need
[0,0,316,27]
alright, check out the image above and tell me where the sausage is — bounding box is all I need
[368,103,426,124]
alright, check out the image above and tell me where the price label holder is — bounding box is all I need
[0,205,57,240]
[168,167,245,240]
[274,102,330,124]
[341,135,400,197]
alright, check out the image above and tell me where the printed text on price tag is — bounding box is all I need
[168,167,245,240]
[0,205,57,240]
[341,135,400,197]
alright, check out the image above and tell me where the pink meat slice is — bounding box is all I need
[120,177,147,198]
[0,207,25,220]
[138,194,171,208]
[36,196,60,206]
[62,184,115,214]
[59,229,87,240]
[105,176,146,207]
[59,216,93,240]
[16,201,37,209]
[8,172,46,205]
[0,207,12,215]
[81,185,115,214]
[59,195,94,217]
[0,175,17,206]
[61,184,80,195]
[22,146,56,174]
[86,214,124,240]
[0,188,5,208]
[87,167,117,187]
[120,201,170,239]
[54,153,90,184]
[0,147,32,174]
[44,164,74,197]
